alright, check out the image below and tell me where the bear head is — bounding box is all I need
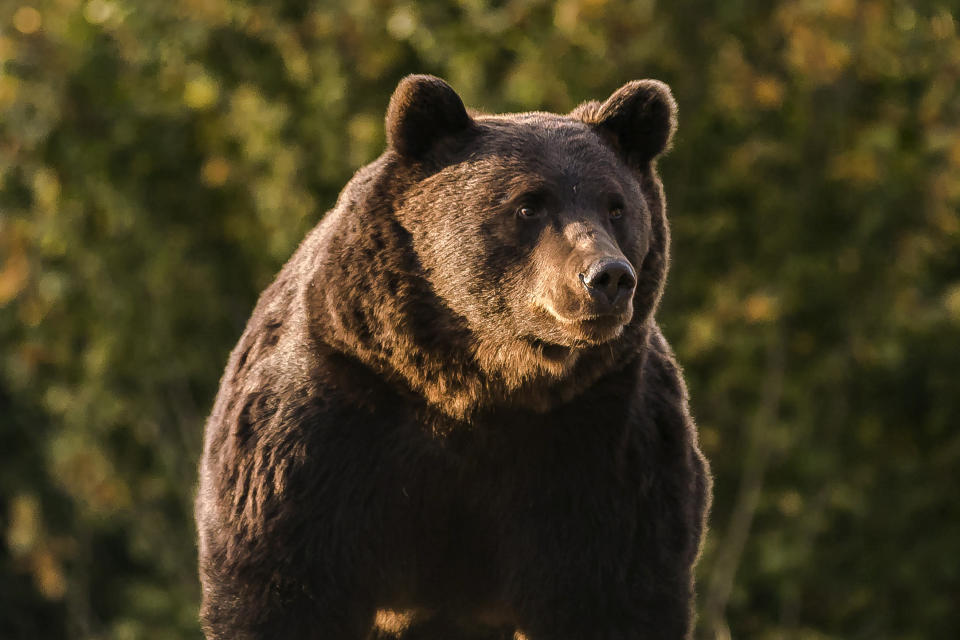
[311,75,677,419]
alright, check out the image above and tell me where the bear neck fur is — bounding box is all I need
[299,150,672,422]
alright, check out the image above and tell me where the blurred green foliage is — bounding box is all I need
[1,0,958,638]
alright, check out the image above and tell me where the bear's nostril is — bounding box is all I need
[581,258,637,307]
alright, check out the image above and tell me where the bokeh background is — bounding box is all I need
[2,0,959,638]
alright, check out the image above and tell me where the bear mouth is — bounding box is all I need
[527,314,625,355]
[524,312,629,358]
[533,297,632,345]
[574,314,630,338]
[555,313,630,346]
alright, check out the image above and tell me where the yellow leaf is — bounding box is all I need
[83,0,115,26]
[0,233,29,305]
[744,293,779,323]
[201,156,231,187]
[753,75,785,109]
[13,6,42,34]
[184,74,219,110]
[32,549,67,600]
[6,494,40,555]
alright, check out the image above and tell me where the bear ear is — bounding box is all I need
[572,79,677,166]
[386,75,475,159]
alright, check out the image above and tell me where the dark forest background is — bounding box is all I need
[2,1,959,638]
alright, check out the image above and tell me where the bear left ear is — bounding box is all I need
[572,79,677,166]
[386,74,475,159]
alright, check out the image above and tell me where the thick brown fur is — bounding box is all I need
[196,75,711,640]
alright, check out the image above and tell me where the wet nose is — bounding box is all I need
[580,258,636,307]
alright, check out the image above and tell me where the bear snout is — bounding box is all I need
[579,257,637,311]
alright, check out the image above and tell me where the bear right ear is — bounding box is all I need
[572,79,678,166]
[386,75,475,159]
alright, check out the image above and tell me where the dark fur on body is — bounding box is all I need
[196,76,711,639]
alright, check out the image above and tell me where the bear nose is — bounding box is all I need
[579,258,637,307]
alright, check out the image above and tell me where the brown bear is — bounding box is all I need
[196,75,711,640]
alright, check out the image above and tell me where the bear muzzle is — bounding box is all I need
[534,261,637,346]
[528,229,638,346]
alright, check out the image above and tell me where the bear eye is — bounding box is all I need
[517,206,541,220]
[609,207,624,220]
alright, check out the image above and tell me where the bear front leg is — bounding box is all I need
[510,571,694,640]
[502,470,702,640]
[197,507,378,639]
[200,562,374,640]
